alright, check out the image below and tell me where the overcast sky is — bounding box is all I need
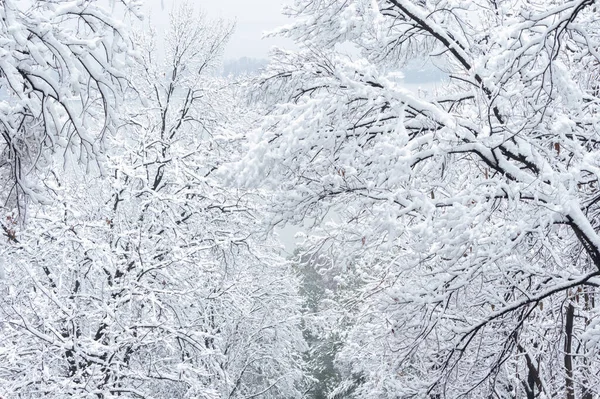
[144,0,293,59]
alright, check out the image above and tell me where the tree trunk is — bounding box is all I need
[581,291,594,399]
[564,302,575,399]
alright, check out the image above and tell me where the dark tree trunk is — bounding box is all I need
[564,302,575,399]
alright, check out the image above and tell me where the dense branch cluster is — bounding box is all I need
[2,0,600,398]
[0,2,306,398]
[0,0,143,215]
[232,0,600,397]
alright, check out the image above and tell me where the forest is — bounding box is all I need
[1,0,599,398]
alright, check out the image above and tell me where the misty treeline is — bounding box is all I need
[1,0,600,398]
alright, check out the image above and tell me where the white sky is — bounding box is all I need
[144,0,293,59]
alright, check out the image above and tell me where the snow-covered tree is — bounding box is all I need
[0,0,141,218]
[0,5,307,398]
[231,0,600,397]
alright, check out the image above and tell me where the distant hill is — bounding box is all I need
[221,57,268,77]
[220,56,446,83]
[402,59,448,83]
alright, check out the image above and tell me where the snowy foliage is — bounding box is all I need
[0,0,141,216]
[4,0,600,398]
[0,4,307,398]
[230,0,600,397]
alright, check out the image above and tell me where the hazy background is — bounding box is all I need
[144,0,293,59]
[142,0,446,82]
